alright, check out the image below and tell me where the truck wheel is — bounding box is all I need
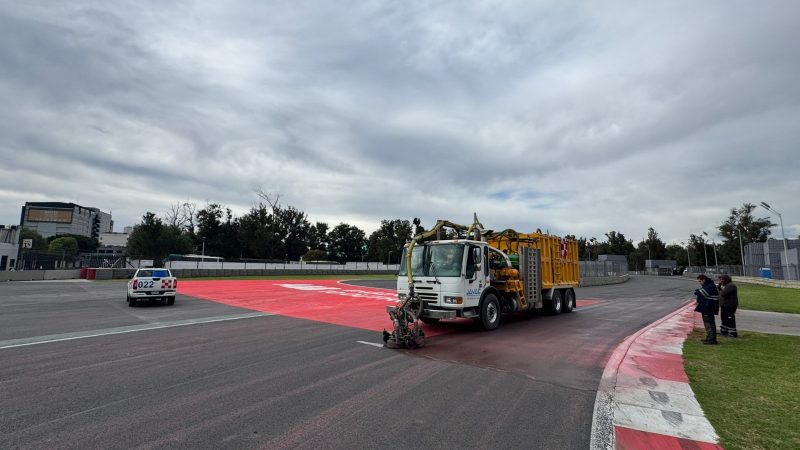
[167,297,175,306]
[563,289,575,313]
[547,290,562,315]
[479,293,501,331]
[421,317,440,325]
[128,297,136,307]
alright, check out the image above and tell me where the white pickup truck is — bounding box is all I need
[127,268,177,307]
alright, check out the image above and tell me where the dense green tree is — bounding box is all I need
[643,228,667,260]
[126,212,164,258]
[327,223,367,263]
[48,236,79,255]
[366,219,413,263]
[20,228,48,251]
[665,244,688,266]
[302,249,328,261]
[412,217,425,236]
[716,202,775,265]
[604,231,635,256]
[47,234,99,253]
[308,222,330,251]
[126,213,193,262]
[237,204,278,260]
[278,206,311,261]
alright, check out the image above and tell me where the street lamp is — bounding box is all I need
[737,227,746,276]
[702,232,718,271]
[699,234,709,270]
[681,241,691,268]
[761,202,790,281]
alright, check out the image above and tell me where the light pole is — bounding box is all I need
[387,250,394,266]
[699,234,709,270]
[703,232,718,271]
[681,241,691,268]
[761,202,790,281]
[737,227,745,276]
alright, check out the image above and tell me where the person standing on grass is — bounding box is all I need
[718,275,739,337]
[694,274,720,345]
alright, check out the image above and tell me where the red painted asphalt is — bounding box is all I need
[615,426,724,450]
[179,280,599,336]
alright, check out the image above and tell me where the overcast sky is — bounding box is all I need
[1,1,798,244]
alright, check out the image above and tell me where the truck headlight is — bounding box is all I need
[443,296,463,304]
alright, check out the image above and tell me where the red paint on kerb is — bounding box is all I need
[615,425,723,450]
[577,299,601,307]
[618,351,689,383]
[178,280,601,336]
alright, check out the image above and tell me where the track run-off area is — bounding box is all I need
[177,279,601,338]
[0,275,695,449]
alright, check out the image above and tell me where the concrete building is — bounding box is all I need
[598,254,628,264]
[645,259,677,269]
[20,202,113,239]
[0,225,21,270]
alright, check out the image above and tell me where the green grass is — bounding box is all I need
[684,330,800,450]
[738,283,800,314]
[187,274,397,281]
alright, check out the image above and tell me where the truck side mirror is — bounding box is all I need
[473,247,482,272]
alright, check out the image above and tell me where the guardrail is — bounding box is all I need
[0,269,83,282]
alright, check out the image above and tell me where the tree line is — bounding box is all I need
[574,203,776,269]
[126,193,420,265]
[127,199,777,268]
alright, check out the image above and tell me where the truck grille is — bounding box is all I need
[414,285,439,302]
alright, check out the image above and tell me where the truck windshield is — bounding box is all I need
[398,243,464,278]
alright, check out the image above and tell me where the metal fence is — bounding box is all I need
[166,260,400,271]
[685,264,800,281]
[578,260,628,278]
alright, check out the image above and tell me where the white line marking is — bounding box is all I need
[0,312,273,350]
[356,340,384,348]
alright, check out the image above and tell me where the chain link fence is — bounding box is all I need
[578,260,628,277]
[685,264,799,281]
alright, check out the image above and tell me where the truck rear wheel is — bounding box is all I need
[479,293,501,331]
[127,296,136,307]
[167,297,175,306]
[563,289,575,313]
[547,290,562,315]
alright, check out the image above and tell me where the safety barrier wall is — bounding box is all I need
[580,274,630,287]
[0,269,82,282]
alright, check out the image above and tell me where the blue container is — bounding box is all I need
[760,268,772,279]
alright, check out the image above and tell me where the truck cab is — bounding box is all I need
[396,240,490,324]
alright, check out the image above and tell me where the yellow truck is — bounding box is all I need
[384,215,580,348]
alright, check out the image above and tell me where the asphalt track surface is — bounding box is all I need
[0,276,696,449]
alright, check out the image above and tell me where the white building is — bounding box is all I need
[0,225,20,271]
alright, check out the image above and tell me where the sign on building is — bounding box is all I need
[22,239,33,249]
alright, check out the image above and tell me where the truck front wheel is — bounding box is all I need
[479,294,501,331]
[421,317,440,325]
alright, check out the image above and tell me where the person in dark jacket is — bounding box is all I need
[718,275,739,337]
[694,274,720,344]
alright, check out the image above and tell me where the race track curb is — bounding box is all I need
[589,302,724,449]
